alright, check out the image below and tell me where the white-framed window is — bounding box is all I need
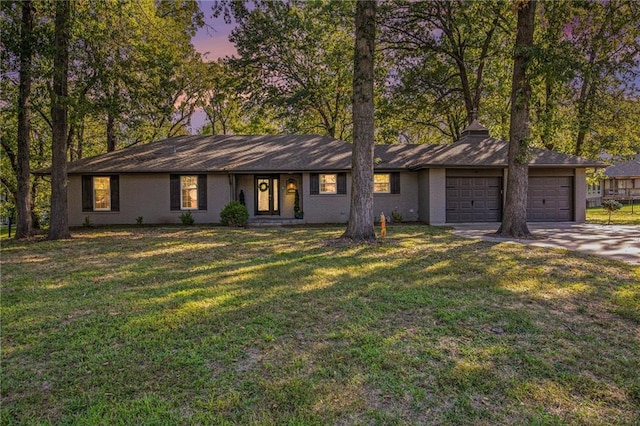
[93,177,111,210]
[181,175,198,209]
[374,173,391,193]
[319,174,337,194]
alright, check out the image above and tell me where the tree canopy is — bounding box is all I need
[1,0,208,233]
[1,0,639,235]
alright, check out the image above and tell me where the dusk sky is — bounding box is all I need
[192,1,238,61]
[187,2,239,131]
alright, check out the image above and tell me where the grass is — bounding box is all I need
[586,204,640,225]
[1,225,639,425]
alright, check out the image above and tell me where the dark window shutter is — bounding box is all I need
[337,173,347,194]
[390,173,400,194]
[110,176,120,211]
[310,174,319,195]
[82,176,93,212]
[170,174,180,210]
[197,174,207,210]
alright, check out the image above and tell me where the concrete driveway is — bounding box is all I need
[451,223,640,265]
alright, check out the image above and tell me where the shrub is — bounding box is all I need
[83,215,93,227]
[179,211,195,225]
[602,199,622,225]
[391,209,403,223]
[135,216,144,225]
[220,201,249,227]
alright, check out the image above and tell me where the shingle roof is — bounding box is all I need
[408,136,604,168]
[58,135,354,174]
[604,156,640,178]
[35,134,604,175]
[459,119,491,139]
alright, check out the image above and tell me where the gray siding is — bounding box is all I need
[373,172,420,222]
[417,168,448,225]
[418,170,430,223]
[67,166,588,226]
[428,169,447,225]
[303,173,350,223]
[236,175,255,217]
[69,174,230,226]
[574,168,586,223]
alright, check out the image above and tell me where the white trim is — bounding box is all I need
[319,173,338,194]
[374,173,391,193]
[180,175,198,210]
[93,176,111,211]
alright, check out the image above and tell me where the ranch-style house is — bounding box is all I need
[38,121,603,226]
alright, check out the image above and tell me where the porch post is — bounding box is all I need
[228,173,236,201]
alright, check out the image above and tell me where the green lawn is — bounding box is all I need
[587,204,640,225]
[2,226,639,425]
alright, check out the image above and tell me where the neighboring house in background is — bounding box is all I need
[586,154,640,207]
[603,155,640,203]
[35,121,603,226]
[586,180,603,207]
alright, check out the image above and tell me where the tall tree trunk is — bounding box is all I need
[15,0,34,239]
[496,0,536,239]
[77,119,84,159]
[574,85,594,157]
[30,177,40,229]
[107,111,116,152]
[540,74,554,150]
[48,0,71,240]
[342,0,376,242]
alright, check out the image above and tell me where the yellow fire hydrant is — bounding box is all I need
[380,212,386,238]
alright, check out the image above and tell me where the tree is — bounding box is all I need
[381,0,512,143]
[73,0,205,151]
[2,0,209,233]
[568,0,640,157]
[496,0,536,239]
[533,0,574,151]
[529,0,640,157]
[601,200,622,225]
[48,0,71,240]
[15,0,33,239]
[342,0,376,242]
[225,0,355,139]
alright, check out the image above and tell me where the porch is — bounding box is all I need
[602,188,640,202]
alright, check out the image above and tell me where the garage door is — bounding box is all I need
[527,177,573,221]
[446,177,502,223]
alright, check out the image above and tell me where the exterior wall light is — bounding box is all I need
[286,179,297,193]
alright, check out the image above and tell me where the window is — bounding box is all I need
[82,176,119,212]
[319,174,337,194]
[374,172,400,194]
[93,177,111,210]
[374,174,391,193]
[310,173,347,195]
[181,175,198,209]
[170,174,207,211]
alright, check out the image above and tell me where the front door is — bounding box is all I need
[255,176,279,215]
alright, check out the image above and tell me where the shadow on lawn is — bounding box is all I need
[2,226,638,424]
